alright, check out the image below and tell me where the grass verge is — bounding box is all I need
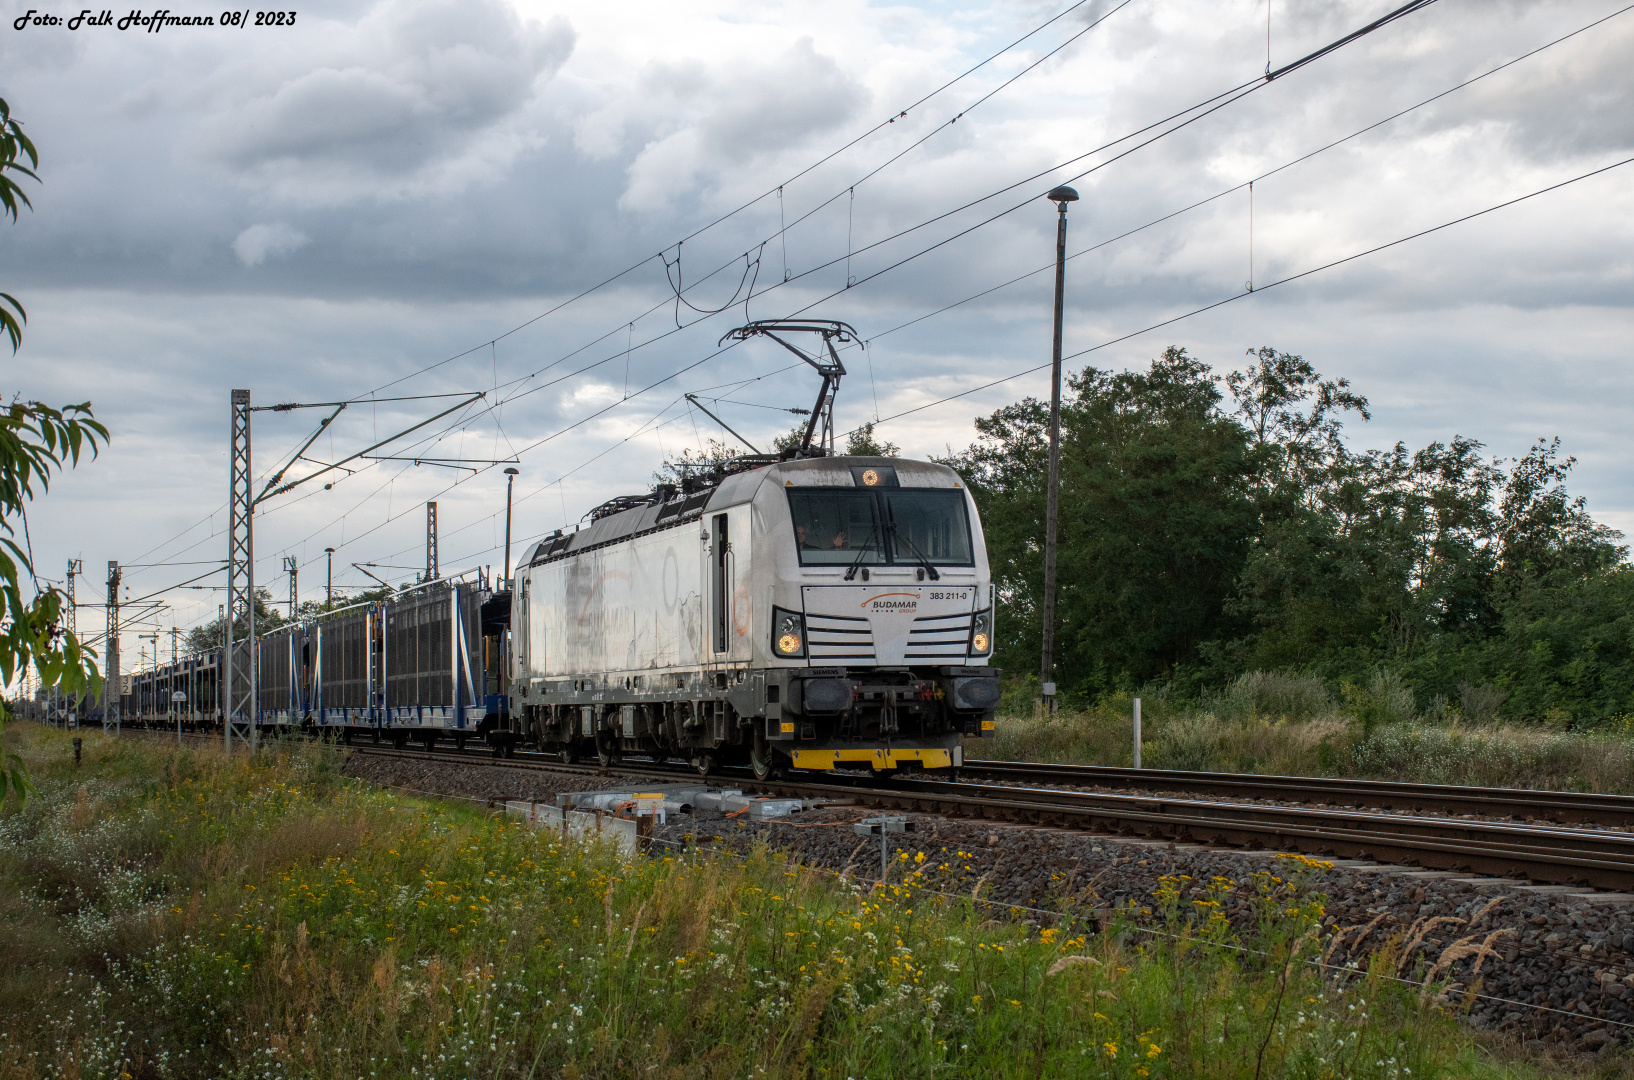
[0,724,1562,1078]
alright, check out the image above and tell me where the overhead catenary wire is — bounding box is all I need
[254,0,1443,566]
[865,0,1634,344]
[132,0,1476,640]
[357,0,1122,400]
[230,0,1161,491]
[259,0,1607,589]
[108,0,1442,603]
[845,152,1634,440]
[203,0,1449,577]
[756,1,1449,336]
[393,0,1448,453]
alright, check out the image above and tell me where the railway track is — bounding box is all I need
[340,741,1634,891]
[960,758,1634,827]
[114,728,1634,891]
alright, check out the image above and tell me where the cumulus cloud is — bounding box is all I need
[619,37,868,213]
[233,223,311,266]
[201,0,574,204]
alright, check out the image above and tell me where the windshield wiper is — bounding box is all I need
[889,522,941,581]
[843,525,879,581]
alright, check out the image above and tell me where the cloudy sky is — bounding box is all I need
[2,0,1631,665]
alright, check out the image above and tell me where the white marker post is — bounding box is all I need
[1133,697,1142,769]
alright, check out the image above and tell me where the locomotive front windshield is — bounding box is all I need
[883,490,974,565]
[788,490,886,565]
[788,488,973,567]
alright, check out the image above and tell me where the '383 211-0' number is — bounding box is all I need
[927,591,968,601]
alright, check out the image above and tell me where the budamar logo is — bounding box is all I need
[864,592,919,613]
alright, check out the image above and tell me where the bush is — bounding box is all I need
[1458,681,1506,724]
[1343,670,1418,736]
[1209,671,1332,721]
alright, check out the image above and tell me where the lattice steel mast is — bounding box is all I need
[424,501,439,581]
[64,558,80,725]
[225,389,256,753]
[104,560,120,732]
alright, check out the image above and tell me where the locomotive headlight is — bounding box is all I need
[772,607,806,658]
[969,608,993,655]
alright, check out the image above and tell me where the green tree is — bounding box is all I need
[654,437,739,484]
[843,422,899,457]
[184,587,288,654]
[0,100,109,804]
[946,347,1264,697]
[944,342,1634,721]
[0,99,35,353]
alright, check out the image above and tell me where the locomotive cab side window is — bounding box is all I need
[787,491,885,566]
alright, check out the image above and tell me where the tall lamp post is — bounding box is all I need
[1039,184,1078,713]
[324,547,335,610]
[502,467,520,587]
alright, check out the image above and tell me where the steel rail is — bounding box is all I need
[959,759,1634,826]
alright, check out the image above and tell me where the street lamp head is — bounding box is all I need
[1046,185,1079,207]
[504,467,519,476]
[324,546,335,554]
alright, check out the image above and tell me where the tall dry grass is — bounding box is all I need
[989,670,1634,792]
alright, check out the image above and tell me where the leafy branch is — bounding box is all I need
[0,98,38,354]
[0,99,108,807]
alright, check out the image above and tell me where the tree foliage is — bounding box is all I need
[0,100,108,804]
[183,587,289,655]
[843,422,899,457]
[943,346,1630,721]
[0,98,37,353]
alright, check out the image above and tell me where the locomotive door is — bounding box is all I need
[370,605,385,722]
[512,577,526,690]
[708,505,753,664]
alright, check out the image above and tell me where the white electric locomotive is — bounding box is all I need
[508,321,1001,777]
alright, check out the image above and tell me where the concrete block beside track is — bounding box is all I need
[749,799,803,820]
[602,816,638,856]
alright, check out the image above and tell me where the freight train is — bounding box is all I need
[122,321,1002,776]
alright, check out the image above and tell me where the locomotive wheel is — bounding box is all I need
[371,728,381,744]
[454,735,467,751]
[595,731,620,768]
[692,750,717,777]
[750,730,784,781]
[559,741,579,765]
